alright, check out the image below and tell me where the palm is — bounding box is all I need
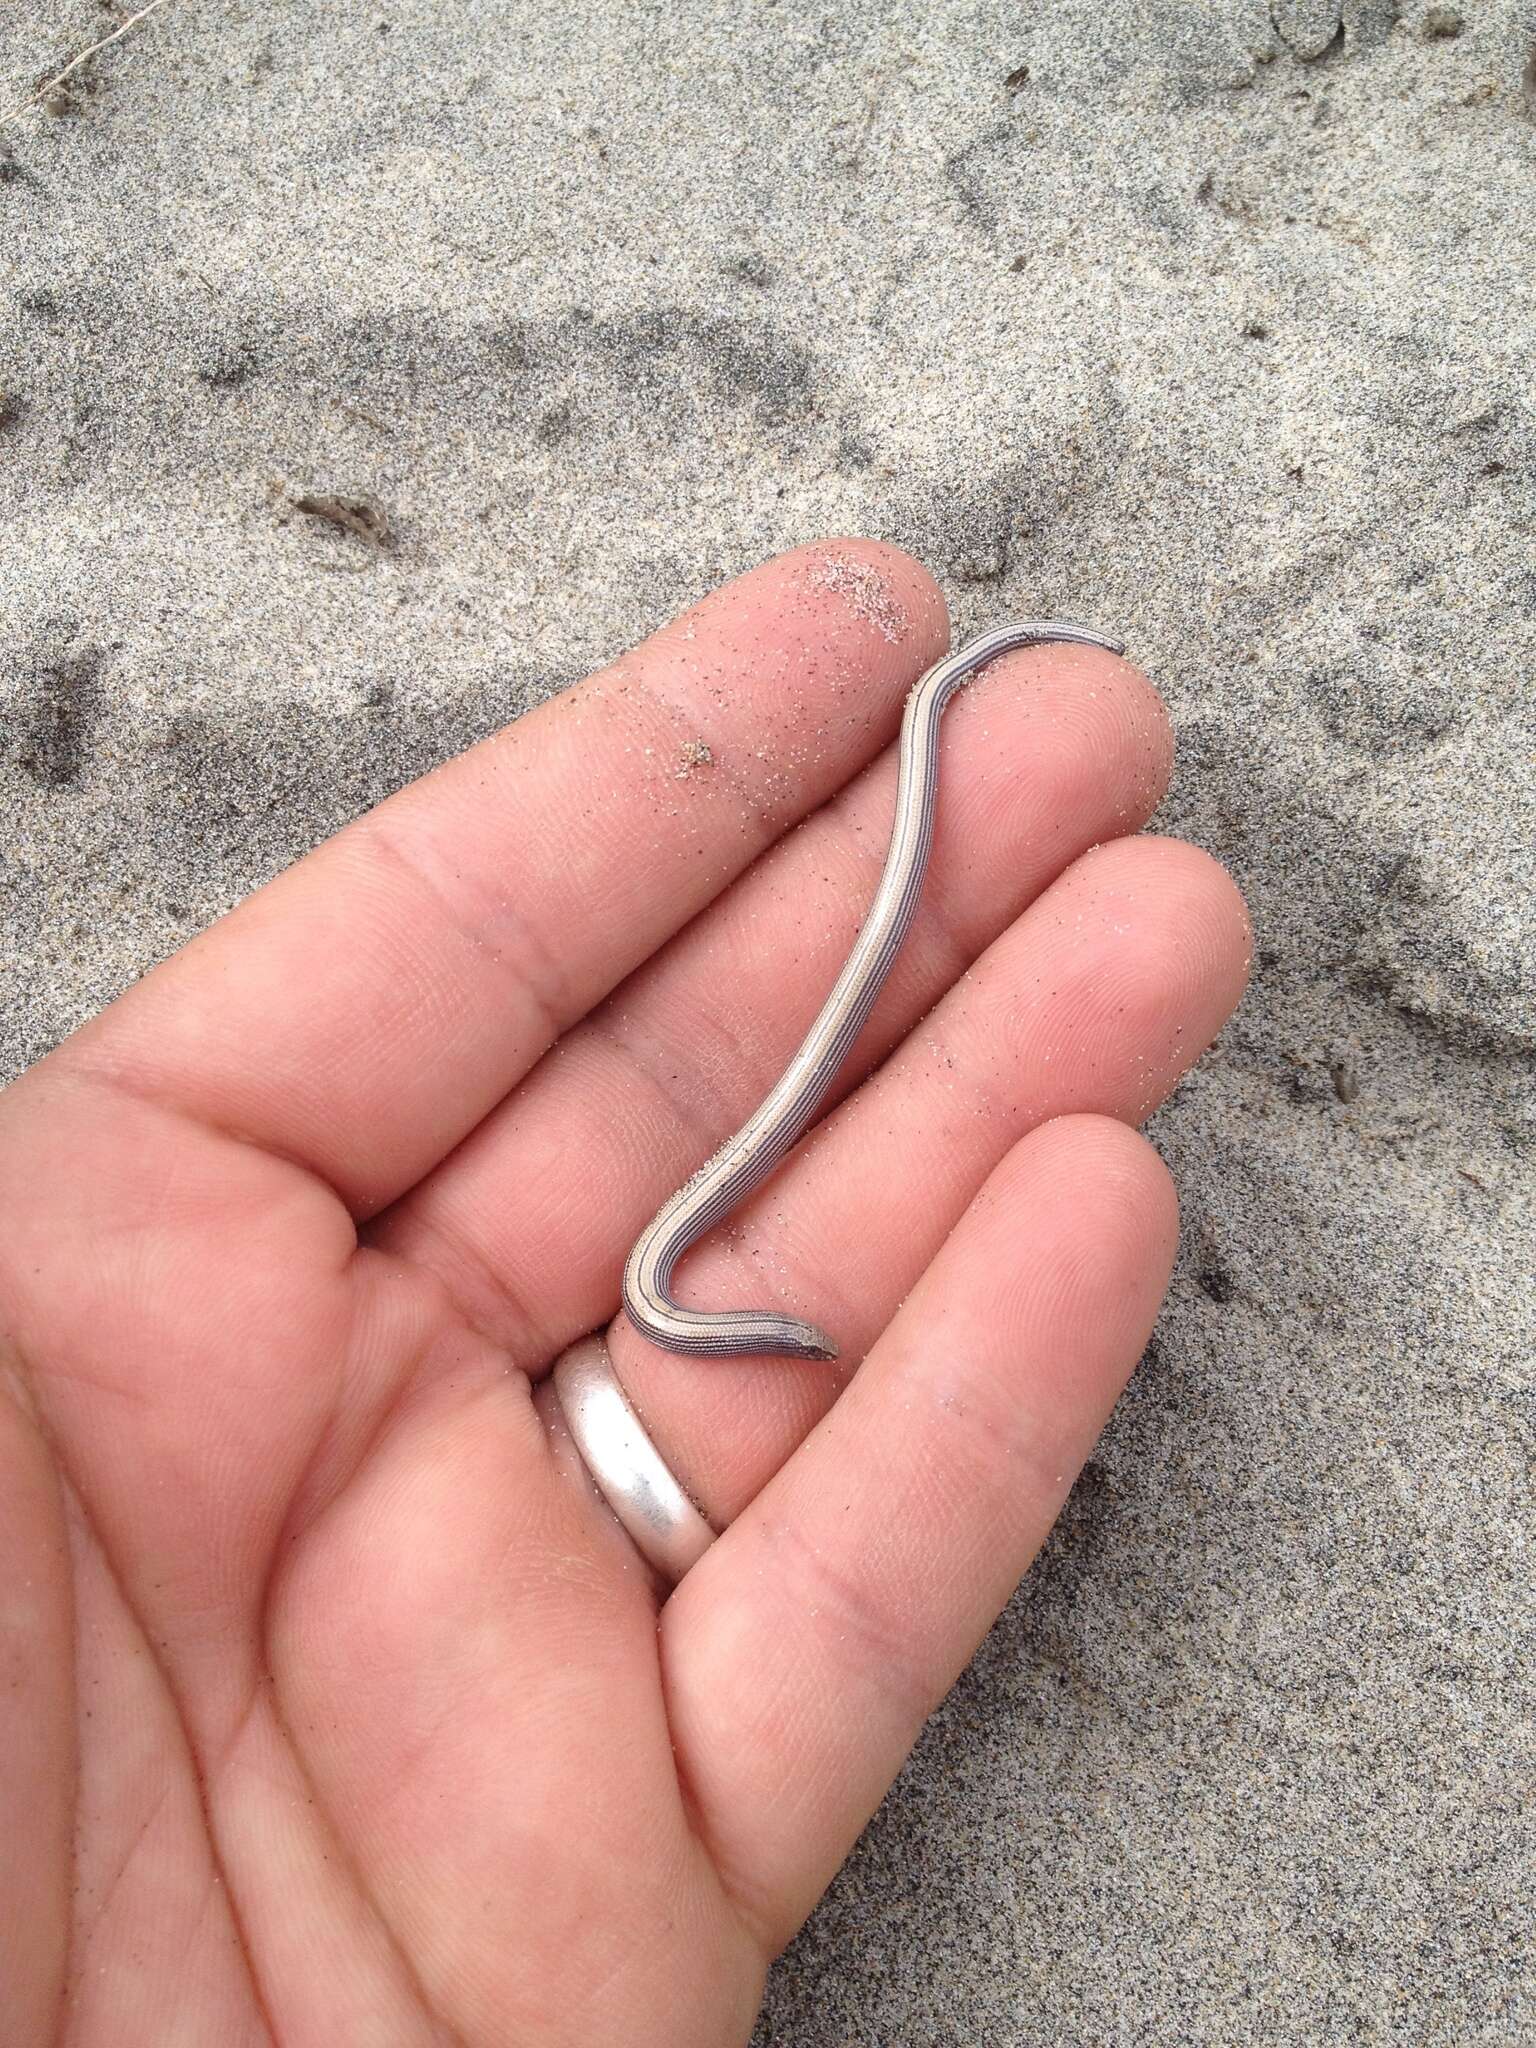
[4,1113,758,2044]
[0,544,1246,2047]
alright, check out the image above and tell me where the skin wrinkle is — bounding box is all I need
[761,1506,945,1730]
[27,1177,446,2037]
[0,1357,75,2042]
[49,1059,360,1250]
[374,1010,703,1362]
[265,1593,520,2037]
[899,1335,1077,1545]
[52,1476,281,2048]
[260,1255,443,1586]
[258,1681,463,2048]
[196,1676,450,2045]
[32,1358,157,1417]
[650,1622,778,1976]
[73,1770,178,1955]
[513,1832,741,2048]
[0,1332,43,1413]
[655,1533,899,1967]
[618,654,793,848]
[364,1199,556,1371]
[353,812,576,1115]
[588,997,758,1189]
[167,1869,265,2048]
[644,969,783,1131]
[317,1613,698,2046]
[168,1692,282,2047]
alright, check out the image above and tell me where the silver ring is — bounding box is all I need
[552,1335,716,1585]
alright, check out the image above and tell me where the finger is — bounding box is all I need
[372,642,1172,1345]
[610,832,1246,1519]
[0,1375,73,2042]
[663,1114,1178,1954]
[38,541,948,1214]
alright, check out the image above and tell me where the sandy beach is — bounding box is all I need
[2,2,1532,2040]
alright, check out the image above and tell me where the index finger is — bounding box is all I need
[31,542,948,1213]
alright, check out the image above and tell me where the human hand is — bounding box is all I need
[0,542,1249,2046]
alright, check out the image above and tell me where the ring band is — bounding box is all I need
[552,1335,716,1585]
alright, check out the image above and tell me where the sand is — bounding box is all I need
[2,1,1532,2041]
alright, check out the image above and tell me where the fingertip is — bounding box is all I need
[1132,834,1254,1005]
[778,536,951,672]
[1073,647,1177,825]
[1012,834,1250,1114]
[958,1113,1179,1421]
[1114,650,1177,814]
[964,639,1176,843]
[1024,1112,1180,1284]
[640,539,951,752]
